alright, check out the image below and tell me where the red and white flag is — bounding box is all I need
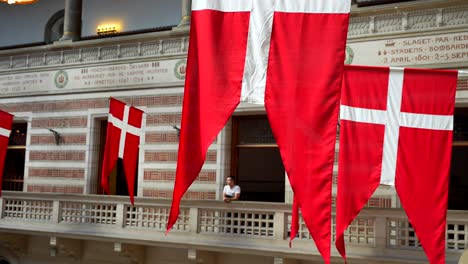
[335,65,457,264]
[167,1,350,262]
[0,110,13,196]
[101,98,144,205]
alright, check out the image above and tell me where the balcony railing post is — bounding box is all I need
[374,216,387,248]
[0,197,4,219]
[51,200,61,223]
[274,211,286,240]
[116,204,125,228]
[188,207,199,233]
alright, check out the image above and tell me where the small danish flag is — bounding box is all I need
[101,98,144,204]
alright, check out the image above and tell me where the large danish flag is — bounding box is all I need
[101,98,144,205]
[0,110,13,196]
[167,0,350,262]
[335,65,457,264]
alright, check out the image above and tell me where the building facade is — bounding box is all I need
[0,0,466,263]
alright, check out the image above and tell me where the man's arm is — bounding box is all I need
[231,186,241,201]
[223,186,231,202]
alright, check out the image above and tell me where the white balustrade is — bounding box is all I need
[0,192,465,263]
[0,37,188,71]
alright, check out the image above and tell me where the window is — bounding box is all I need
[449,108,468,210]
[44,9,64,44]
[3,123,27,192]
[231,116,285,202]
[96,120,138,196]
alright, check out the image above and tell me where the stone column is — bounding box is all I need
[60,0,82,41]
[178,0,192,27]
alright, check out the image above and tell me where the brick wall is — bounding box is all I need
[457,78,468,90]
[9,93,218,200]
[5,90,403,206]
[29,168,85,179]
[27,185,83,194]
[142,189,216,200]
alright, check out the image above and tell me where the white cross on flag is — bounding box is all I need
[167,0,351,262]
[101,98,144,205]
[0,110,13,196]
[335,65,458,264]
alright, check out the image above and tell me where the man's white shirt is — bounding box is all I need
[223,185,241,197]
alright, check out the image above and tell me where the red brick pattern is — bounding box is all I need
[458,78,468,90]
[332,196,392,208]
[30,134,87,145]
[27,185,83,194]
[32,117,88,128]
[366,197,392,208]
[146,113,182,125]
[0,95,183,113]
[144,151,217,162]
[29,168,84,179]
[142,189,216,200]
[29,151,85,161]
[144,170,216,182]
[145,132,179,143]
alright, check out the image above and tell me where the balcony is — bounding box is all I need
[0,192,465,263]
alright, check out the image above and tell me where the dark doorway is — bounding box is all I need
[449,108,468,210]
[96,120,138,196]
[232,116,285,202]
[449,146,468,210]
[44,9,65,44]
[3,122,27,192]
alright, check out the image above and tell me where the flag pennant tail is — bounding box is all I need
[335,119,382,261]
[335,66,388,260]
[265,10,349,263]
[166,9,249,232]
[122,107,143,205]
[289,198,299,248]
[395,68,457,264]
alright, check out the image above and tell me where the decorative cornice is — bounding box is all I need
[348,3,468,39]
[0,1,466,73]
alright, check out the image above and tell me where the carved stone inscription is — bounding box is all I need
[347,32,468,66]
[0,59,186,96]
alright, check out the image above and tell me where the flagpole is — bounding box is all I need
[459,70,468,76]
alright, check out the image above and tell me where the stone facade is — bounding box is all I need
[0,0,466,263]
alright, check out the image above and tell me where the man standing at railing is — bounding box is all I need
[223,176,241,203]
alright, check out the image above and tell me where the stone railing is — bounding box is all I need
[348,4,468,37]
[0,192,465,263]
[0,36,189,72]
